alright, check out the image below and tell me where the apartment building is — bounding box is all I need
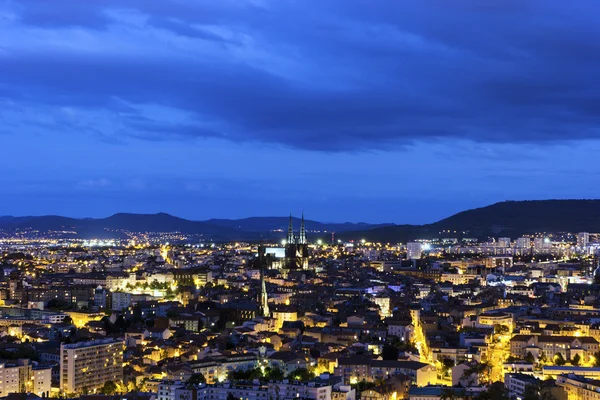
[0,360,52,397]
[60,339,124,394]
[510,335,599,361]
[557,374,600,400]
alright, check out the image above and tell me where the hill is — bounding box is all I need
[0,213,388,240]
[339,200,600,242]
[2,200,599,242]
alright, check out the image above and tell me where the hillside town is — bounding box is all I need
[0,221,598,400]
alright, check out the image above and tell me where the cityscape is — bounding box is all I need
[1,1,600,400]
[0,209,598,400]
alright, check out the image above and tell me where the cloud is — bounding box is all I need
[0,0,599,151]
[79,178,111,188]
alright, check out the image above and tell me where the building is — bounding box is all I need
[407,243,423,260]
[0,360,52,397]
[557,373,600,400]
[516,237,530,249]
[477,312,513,330]
[510,335,599,362]
[534,238,551,252]
[111,291,132,311]
[334,357,435,387]
[272,307,298,330]
[497,238,511,248]
[284,214,309,270]
[578,232,590,248]
[158,380,185,400]
[387,321,414,342]
[504,373,541,399]
[60,339,124,394]
[373,296,391,319]
[268,379,332,400]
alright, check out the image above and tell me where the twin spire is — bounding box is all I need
[287,212,307,245]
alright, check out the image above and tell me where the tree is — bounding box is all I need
[100,381,118,395]
[440,388,459,400]
[264,367,284,381]
[572,354,581,366]
[440,357,455,377]
[523,379,558,400]
[476,382,509,400]
[187,373,206,386]
[289,368,314,382]
[554,353,566,366]
[525,352,535,364]
[464,362,492,384]
[594,352,600,367]
[494,325,510,335]
[226,393,236,400]
[381,343,399,360]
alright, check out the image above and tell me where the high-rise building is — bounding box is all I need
[578,232,590,247]
[60,339,124,394]
[497,237,511,248]
[0,360,51,397]
[407,242,423,260]
[533,238,551,252]
[516,237,530,249]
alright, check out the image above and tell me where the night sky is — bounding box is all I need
[1,1,599,224]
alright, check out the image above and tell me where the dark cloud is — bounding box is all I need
[1,0,599,151]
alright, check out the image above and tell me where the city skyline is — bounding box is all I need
[1,1,600,223]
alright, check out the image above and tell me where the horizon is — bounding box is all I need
[2,198,600,225]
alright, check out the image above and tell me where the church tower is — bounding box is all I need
[287,213,294,245]
[284,212,309,271]
[299,212,306,245]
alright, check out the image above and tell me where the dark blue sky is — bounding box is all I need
[1,0,599,223]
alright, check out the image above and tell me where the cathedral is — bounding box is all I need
[284,213,309,270]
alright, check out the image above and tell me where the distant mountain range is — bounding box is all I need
[1,200,599,242]
[0,213,391,241]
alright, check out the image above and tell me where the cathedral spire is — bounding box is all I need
[299,211,306,244]
[287,213,294,244]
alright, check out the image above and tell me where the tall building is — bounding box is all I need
[60,339,124,394]
[0,360,51,397]
[284,213,309,270]
[497,237,511,248]
[407,242,423,260]
[534,238,551,252]
[516,237,530,249]
[578,232,590,247]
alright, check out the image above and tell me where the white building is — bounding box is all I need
[578,232,590,247]
[497,238,511,248]
[111,291,132,311]
[533,238,551,252]
[407,243,423,260]
[516,237,530,249]
[158,380,185,400]
[0,360,51,397]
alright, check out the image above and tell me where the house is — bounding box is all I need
[268,351,307,375]
[144,327,172,340]
[504,373,542,399]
